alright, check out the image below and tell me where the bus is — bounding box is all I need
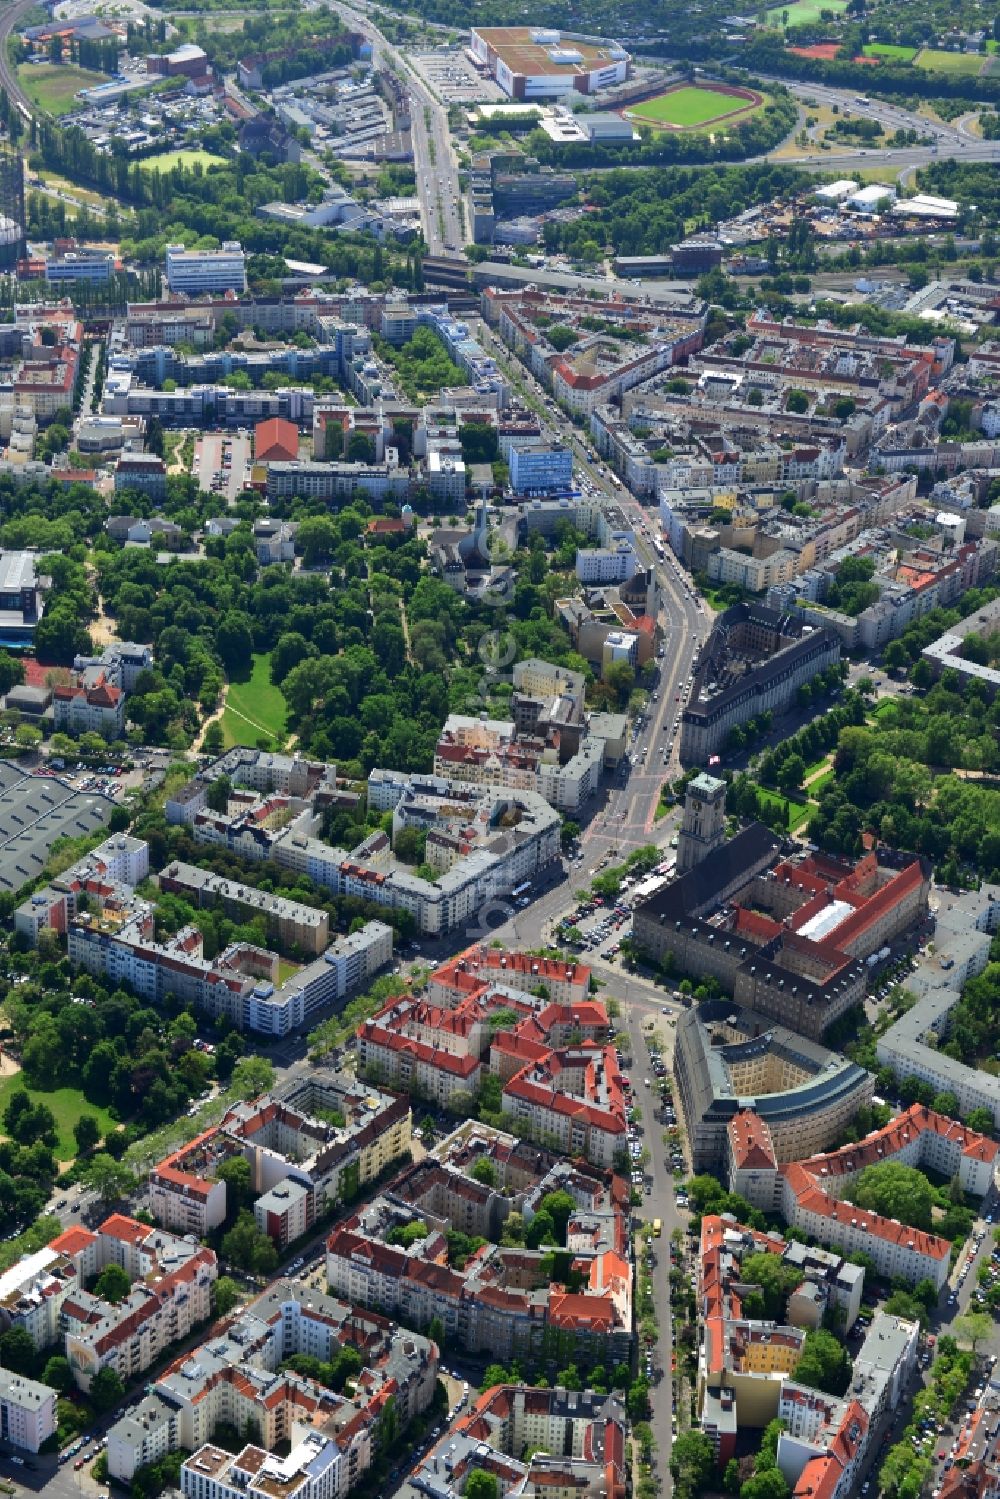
[652,1219,662,1237]
[511,881,531,900]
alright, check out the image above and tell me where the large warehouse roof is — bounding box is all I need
[0,766,114,893]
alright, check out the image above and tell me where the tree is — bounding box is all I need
[217,1156,254,1215]
[793,1328,852,1396]
[86,1152,137,1203]
[954,1312,992,1352]
[3,1090,57,1148]
[203,720,225,756]
[724,1459,742,1495]
[231,1055,275,1100]
[883,640,910,674]
[966,1108,995,1135]
[73,1114,102,1156]
[0,1327,35,1375]
[741,1471,790,1499]
[0,651,24,696]
[670,1430,716,1493]
[537,1190,575,1245]
[427,1315,445,1349]
[739,1252,803,1319]
[206,775,233,814]
[464,1473,499,1499]
[93,1263,131,1305]
[216,611,254,674]
[42,1355,73,1393]
[526,1211,556,1249]
[850,1161,934,1232]
[212,1277,241,1317]
[470,1158,498,1187]
[89,1365,125,1413]
[777,754,806,794]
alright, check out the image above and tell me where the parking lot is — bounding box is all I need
[410,48,503,104]
[193,431,253,503]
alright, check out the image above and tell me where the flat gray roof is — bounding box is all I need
[0,774,114,893]
[0,552,36,593]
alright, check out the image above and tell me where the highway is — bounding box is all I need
[330,1,465,255]
[0,0,39,116]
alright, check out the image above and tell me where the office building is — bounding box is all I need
[165,242,247,295]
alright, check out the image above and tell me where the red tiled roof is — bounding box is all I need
[254,416,298,463]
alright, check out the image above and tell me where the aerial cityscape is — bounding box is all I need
[0,1,997,1499]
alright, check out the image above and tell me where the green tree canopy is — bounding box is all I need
[794,1328,852,1396]
[849,1161,935,1232]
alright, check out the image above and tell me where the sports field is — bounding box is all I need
[18,62,106,115]
[766,0,846,25]
[914,46,988,74]
[626,83,764,131]
[863,42,918,60]
[139,148,228,173]
[222,652,288,750]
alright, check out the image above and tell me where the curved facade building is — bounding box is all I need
[673,998,874,1172]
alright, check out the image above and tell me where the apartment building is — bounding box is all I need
[158,861,329,954]
[0,1246,80,1349]
[21,822,394,1034]
[107,1282,437,1483]
[501,1044,626,1167]
[397,1384,628,1499]
[114,452,168,501]
[327,1123,632,1368]
[775,1105,998,1288]
[359,946,607,1129]
[876,886,1000,1122]
[0,1370,57,1452]
[150,1072,411,1239]
[776,1314,918,1499]
[254,1178,313,1249]
[167,751,561,938]
[700,1194,917,1470]
[47,1215,217,1392]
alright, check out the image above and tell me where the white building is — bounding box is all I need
[0,1370,57,1452]
[575,541,639,585]
[848,184,896,215]
[182,1435,341,1499]
[165,242,247,295]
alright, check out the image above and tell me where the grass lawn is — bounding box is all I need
[222,653,288,750]
[856,165,905,183]
[808,769,836,797]
[914,47,987,74]
[871,698,901,721]
[18,62,107,115]
[863,42,918,60]
[0,1074,118,1161]
[627,85,760,129]
[757,787,813,831]
[767,0,846,23]
[138,148,228,174]
[276,959,301,986]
